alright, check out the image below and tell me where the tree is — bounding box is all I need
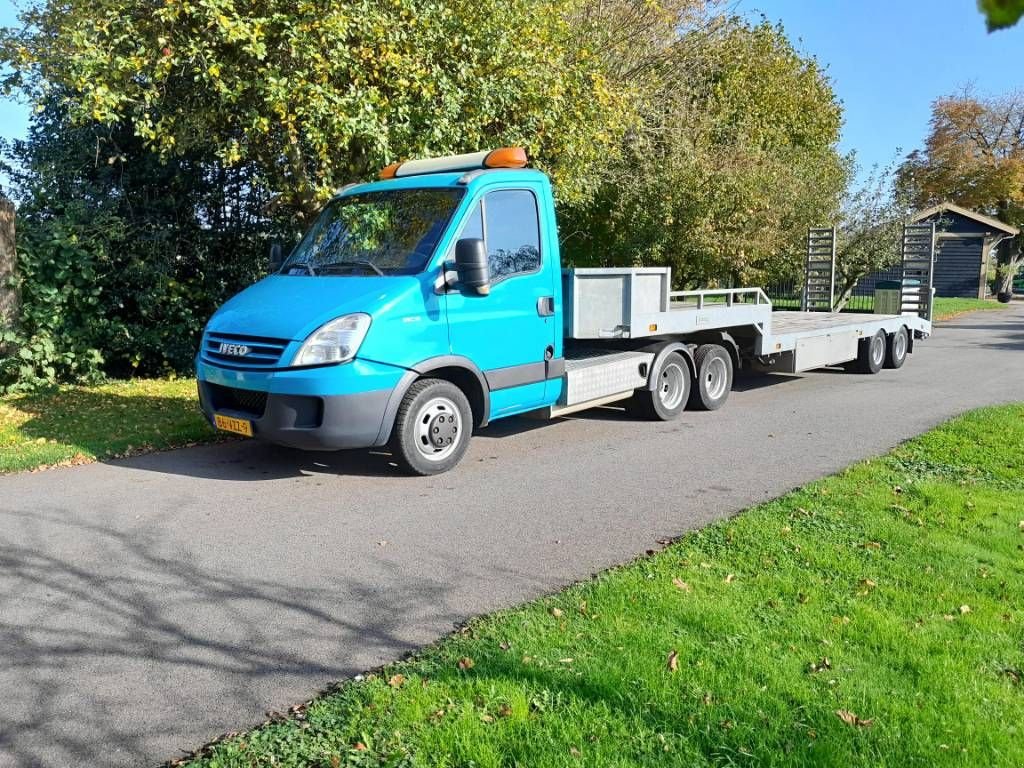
[0,95,281,390]
[899,89,1023,293]
[833,162,911,310]
[561,17,848,288]
[1,0,636,221]
[979,0,1024,30]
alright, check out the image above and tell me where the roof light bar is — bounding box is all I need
[378,147,528,179]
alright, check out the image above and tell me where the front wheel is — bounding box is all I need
[688,344,733,411]
[390,378,473,475]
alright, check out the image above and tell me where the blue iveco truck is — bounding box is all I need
[197,147,932,474]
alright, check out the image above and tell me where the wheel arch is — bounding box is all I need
[375,356,490,445]
[639,341,696,391]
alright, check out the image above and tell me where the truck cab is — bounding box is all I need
[197,148,568,474]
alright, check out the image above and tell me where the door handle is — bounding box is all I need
[537,296,555,317]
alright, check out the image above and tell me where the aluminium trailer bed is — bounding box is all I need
[546,267,931,415]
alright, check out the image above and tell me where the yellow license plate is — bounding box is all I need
[214,414,254,437]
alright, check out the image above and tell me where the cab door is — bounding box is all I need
[444,185,558,419]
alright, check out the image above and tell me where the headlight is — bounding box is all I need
[291,313,371,367]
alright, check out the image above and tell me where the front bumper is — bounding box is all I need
[196,357,405,451]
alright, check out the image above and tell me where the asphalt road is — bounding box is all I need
[2,305,1023,767]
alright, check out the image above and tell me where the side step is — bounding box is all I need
[530,349,654,418]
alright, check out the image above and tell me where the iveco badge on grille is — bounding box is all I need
[218,342,251,357]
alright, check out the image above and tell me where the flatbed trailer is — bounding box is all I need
[547,267,930,417]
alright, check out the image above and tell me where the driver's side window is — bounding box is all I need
[456,190,541,283]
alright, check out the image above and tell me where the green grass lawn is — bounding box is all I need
[769,295,1008,321]
[930,297,1010,321]
[0,378,216,473]
[179,404,1024,768]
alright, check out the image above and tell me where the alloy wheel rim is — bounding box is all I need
[414,396,462,462]
[872,336,885,366]
[658,361,686,410]
[705,357,728,400]
[894,331,907,360]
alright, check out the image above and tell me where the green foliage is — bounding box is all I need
[833,161,911,310]
[180,405,1024,766]
[0,99,281,392]
[1,0,634,219]
[561,18,848,287]
[979,0,1024,30]
[0,2,848,390]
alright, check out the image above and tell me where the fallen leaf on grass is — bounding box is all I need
[549,607,563,618]
[724,573,735,584]
[354,742,367,751]
[807,657,832,674]
[667,650,679,672]
[457,657,474,670]
[836,709,873,728]
[959,604,971,614]
[497,703,513,717]
[672,578,691,592]
[388,674,405,688]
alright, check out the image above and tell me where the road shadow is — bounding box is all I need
[0,504,483,767]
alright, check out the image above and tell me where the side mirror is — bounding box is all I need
[455,238,490,296]
[268,242,284,272]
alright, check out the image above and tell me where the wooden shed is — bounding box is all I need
[911,203,1019,299]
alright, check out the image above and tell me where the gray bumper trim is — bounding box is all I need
[199,384,391,451]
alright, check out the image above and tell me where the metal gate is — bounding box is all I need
[900,222,935,321]
[802,227,836,311]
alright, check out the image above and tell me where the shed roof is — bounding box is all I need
[911,202,1019,236]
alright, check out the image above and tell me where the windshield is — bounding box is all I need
[281,188,464,276]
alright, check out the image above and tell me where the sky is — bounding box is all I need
[0,0,1022,182]
[738,0,1024,175]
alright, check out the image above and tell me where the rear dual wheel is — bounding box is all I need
[688,344,733,411]
[631,344,733,420]
[851,329,894,374]
[885,326,909,369]
[630,352,691,420]
[851,330,885,374]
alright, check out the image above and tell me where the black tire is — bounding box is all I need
[687,344,733,411]
[630,351,691,421]
[389,378,473,475]
[854,330,886,374]
[884,326,909,369]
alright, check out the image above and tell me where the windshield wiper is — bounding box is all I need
[318,260,385,277]
[285,262,317,276]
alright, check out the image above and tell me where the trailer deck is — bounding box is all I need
[555,267,932,410]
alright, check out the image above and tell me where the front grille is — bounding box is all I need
[206,383,269,418]
[203,331,290,369]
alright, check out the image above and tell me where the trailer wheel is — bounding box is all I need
[630,351,691,420]
[884,326,909,369]
[389,378,473,475]
[854,330,886,374]
[688,344,733,411]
